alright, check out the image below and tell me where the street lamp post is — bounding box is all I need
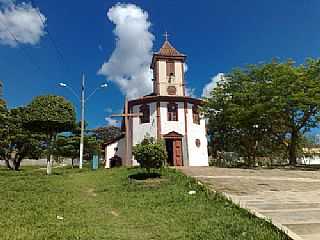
[79,73,85,169]
[59,74,107,169]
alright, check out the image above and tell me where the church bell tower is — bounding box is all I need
[151,33,186,96]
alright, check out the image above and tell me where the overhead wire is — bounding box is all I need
[0,21,42,73]
[30,0,72,79]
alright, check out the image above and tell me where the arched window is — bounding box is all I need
[192,105,200,125]
[139,104,150,124]
[167,102,178,121]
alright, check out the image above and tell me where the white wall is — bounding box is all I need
[186,103,209,166]
[160,101,185,135]
[126,101,208,167]
[299,156,320,165]
[104,138,126,168]
[131,102,157,146]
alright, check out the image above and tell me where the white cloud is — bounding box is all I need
[105,117,119,126]
[0,1,46,47]
[98,3,154,99]
[202,73,225,97]
[104,107,113,113]
[183,63,188,73]
[185,87,196,98]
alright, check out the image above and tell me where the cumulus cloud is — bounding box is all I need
[105,117,119,126]
[185,87,196,97]
[0,1,46,47]
[98,3,154,99]
[202,73,225,97]
[104,107,113,113]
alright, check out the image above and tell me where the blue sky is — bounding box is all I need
[1,0,320,130]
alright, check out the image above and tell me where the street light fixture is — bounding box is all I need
[58,74,108,169]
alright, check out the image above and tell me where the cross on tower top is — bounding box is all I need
[163,32,170,41]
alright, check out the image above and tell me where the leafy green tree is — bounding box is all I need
[54,135,79,167]
[204,59,320,166]
[264,59,320,165]
[0,107,45,170]
[133,137,167,173]
[0,98,9,163]
[54,134,101,168]
[92,125,122,143]
[24,95,76,174]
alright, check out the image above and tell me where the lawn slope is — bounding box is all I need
[0,167,290,240]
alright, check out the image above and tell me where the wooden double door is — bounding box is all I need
[165,138,183,166]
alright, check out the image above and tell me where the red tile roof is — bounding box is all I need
[157,40,185,57]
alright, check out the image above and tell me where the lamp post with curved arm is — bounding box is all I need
[59,73,108,169]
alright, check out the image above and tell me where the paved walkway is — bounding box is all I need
[180,167,320,240]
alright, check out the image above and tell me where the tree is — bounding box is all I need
[0,98,9,163]
[92,125,122,143]
[132,137,167,173]
[265,59,320,165]
[204,59,320,166]
[203,66,285,166]
[0,106,45,170]
[54,135,79,167]
[24,95,76,174]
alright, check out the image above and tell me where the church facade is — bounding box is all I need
[105,38,208,167]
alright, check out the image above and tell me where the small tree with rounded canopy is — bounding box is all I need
[133,137,167,174]
[25,95,76,174]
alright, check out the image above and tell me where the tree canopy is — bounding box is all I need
[0,106,45,170]
[25,95,76,135]
[92,125,122,143]
[24,95,76,174]
[203,59,320,166]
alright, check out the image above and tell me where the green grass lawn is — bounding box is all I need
[0,166,290,240]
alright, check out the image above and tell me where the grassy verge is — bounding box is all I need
[0,166,290,240]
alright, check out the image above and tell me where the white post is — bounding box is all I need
[79,73,85,169]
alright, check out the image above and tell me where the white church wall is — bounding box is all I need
[104,137,126,168]
[131,103,157,146]
[160,101,185,135]
[186,103,209,166]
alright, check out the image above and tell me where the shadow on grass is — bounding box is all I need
[128,172,161,180]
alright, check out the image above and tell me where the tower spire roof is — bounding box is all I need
[150,33,186,69]
[156,32,185,57]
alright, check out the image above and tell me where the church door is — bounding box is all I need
[173,140,183,166]
[163,132,184,166]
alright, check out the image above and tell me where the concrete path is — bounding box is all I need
[180,167,320,240]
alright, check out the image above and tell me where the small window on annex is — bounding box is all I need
[167,102,178,121]
[139,104,150,124]
[192,105,200,125]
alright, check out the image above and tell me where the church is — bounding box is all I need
[104,37,209,167]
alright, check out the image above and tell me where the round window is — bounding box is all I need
[195,139,201,147]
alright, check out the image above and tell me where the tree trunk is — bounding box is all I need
[47,134,55,175]
[47,154,53,175]
[4,159,13,170]
[13,156,23,171]
[289,129,298,166]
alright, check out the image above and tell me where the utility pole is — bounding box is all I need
[79,73,85,169]
[58,75,107,169]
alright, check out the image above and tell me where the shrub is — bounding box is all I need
[133,137,167,173]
